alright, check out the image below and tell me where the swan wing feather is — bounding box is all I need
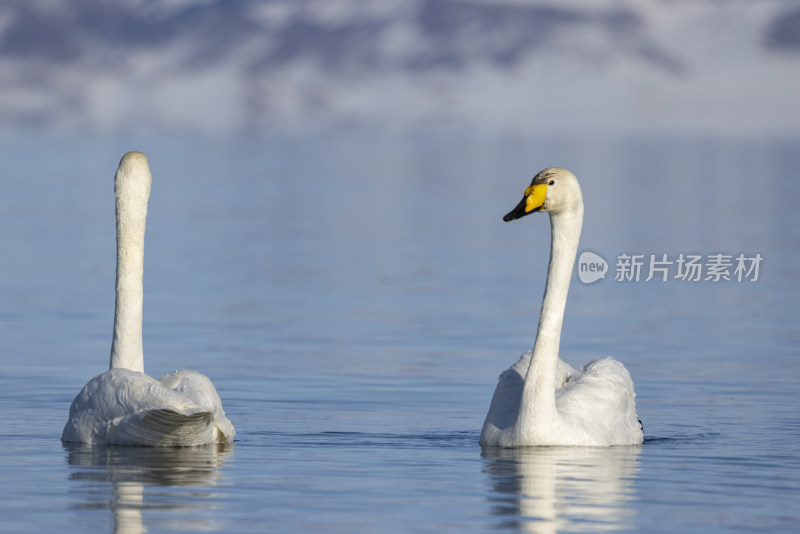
[556,357,643,445]
[106,409,215,447]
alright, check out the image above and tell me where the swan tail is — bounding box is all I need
[107,408,218,447]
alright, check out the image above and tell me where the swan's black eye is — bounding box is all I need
[549,180,555,185]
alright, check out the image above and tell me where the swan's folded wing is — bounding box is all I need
[158,369,236,443]
[556,357,642,445]
[106,408,217,447]
[480,365,525,446]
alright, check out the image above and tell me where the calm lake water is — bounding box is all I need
[0,133,798,533]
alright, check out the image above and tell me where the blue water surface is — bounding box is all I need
[0,133,798,533]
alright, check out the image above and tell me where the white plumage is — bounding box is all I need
[480,168,642,447]
[62,152,234,447]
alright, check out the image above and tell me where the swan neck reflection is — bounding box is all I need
[483,445,641,533]
[66,443,233,533]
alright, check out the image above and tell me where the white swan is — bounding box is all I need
[480,168,642,447]
[62,152,235,446]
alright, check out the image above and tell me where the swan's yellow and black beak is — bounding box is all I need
[503,182,548,222]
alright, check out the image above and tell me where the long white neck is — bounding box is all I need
[109,152,152,372]
[522,203,583,417]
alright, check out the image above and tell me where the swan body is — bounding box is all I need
[480,168,642,447]
[62,152,234,446]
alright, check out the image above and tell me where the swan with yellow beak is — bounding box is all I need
[481,167,643,447]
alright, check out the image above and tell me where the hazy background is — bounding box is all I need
[1,0,799,139]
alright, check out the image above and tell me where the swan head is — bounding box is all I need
[115,152,152,207]
[503,167,582,221]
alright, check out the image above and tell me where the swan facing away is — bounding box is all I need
[62,152,234,446]
[480,168,642,448]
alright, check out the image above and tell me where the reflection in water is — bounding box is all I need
[483,446,641,533]
[65,443,233,534]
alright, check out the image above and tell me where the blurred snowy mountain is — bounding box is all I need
[1,0,799,137]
